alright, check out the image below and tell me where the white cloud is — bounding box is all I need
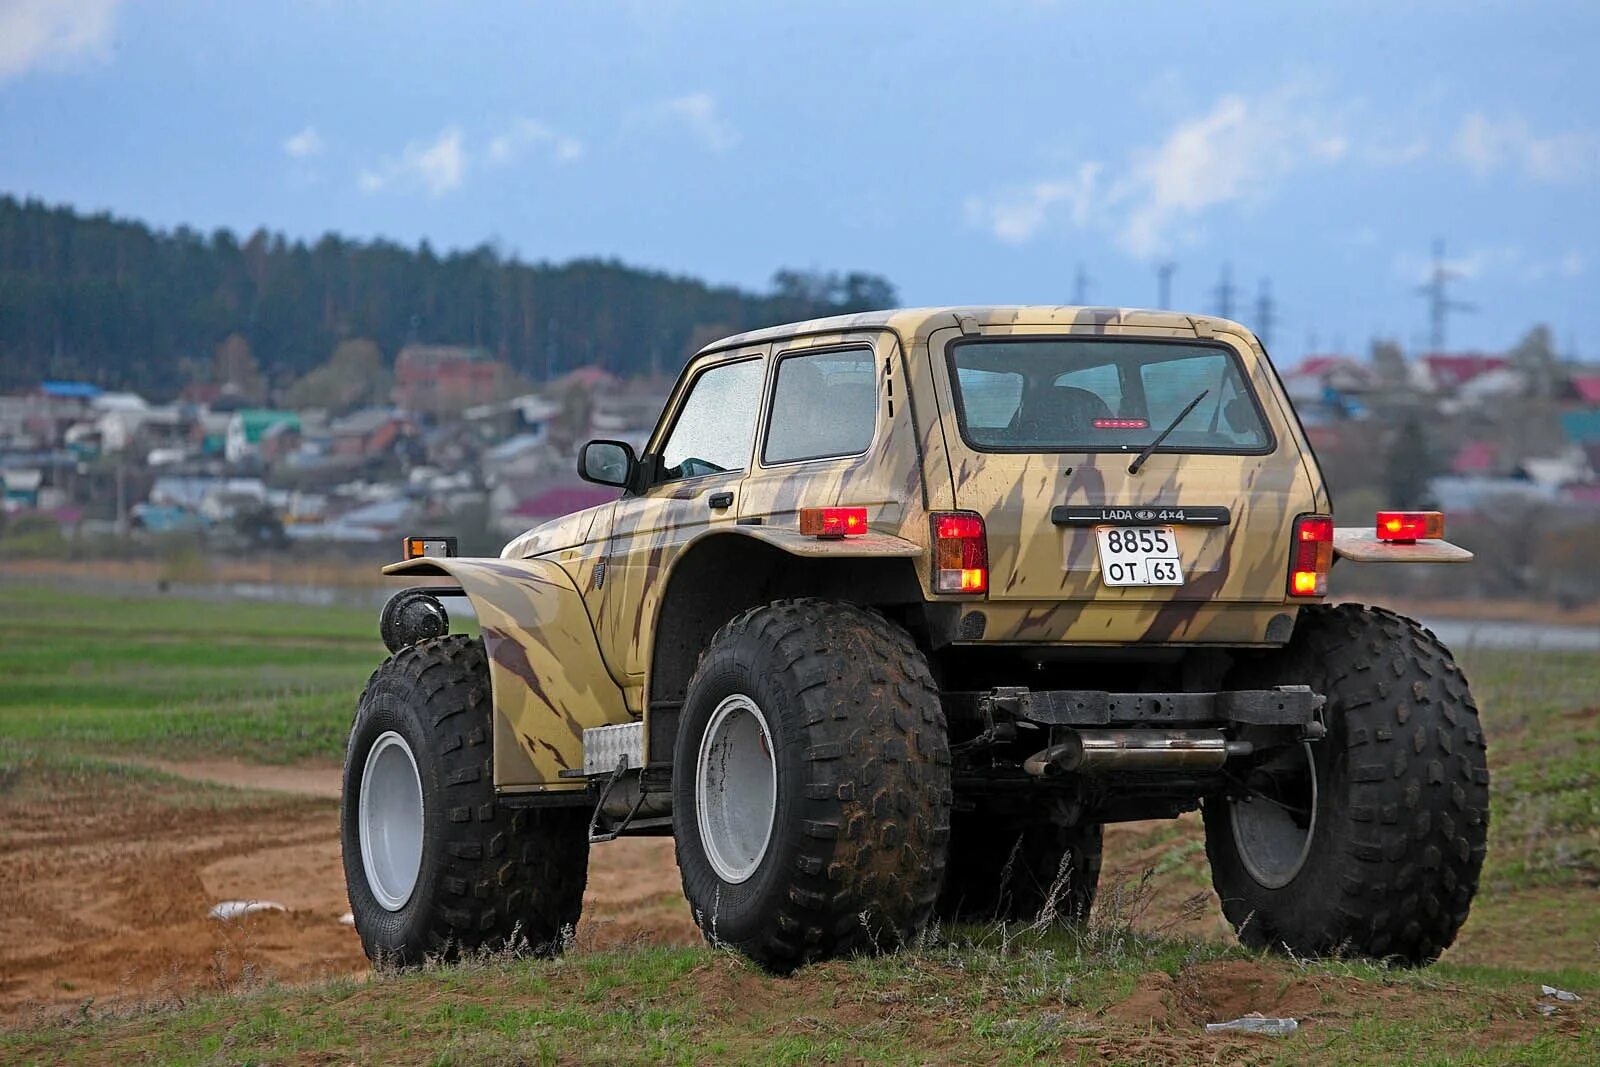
[359,127,466,197]
[965,85,1353,258]
[282,126,325,160]
[1453,113,1600,184]
[647,92,738,154]
[1393,246,1494,285]
[963,164,1101,245]
[1115,90,1349,258]
[0,0,121,82]
[487,118,583,165]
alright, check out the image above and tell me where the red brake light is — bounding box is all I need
[1375,510,1444,543]
[932,511,988,594]
[1288,515,1333,597]
[1093,418,1150,430]
[799,507,867,538]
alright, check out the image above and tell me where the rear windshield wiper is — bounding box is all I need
[1127,389,1209,475]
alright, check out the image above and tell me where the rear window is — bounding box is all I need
[947,338,1272,454]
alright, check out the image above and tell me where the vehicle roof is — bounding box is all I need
[699,305,1259,355]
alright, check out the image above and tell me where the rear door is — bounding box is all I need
[929,323,1317,606]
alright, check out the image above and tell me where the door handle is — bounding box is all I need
[708,491,734,510]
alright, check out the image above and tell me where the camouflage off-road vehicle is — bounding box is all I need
[343,306,1489,973]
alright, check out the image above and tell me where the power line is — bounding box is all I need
[1213,263,1237,320]
[1156,262,1176,309]
[1415,239,1475,351]
[1254,278,1276,349]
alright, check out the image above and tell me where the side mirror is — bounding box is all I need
[578,439,638,489]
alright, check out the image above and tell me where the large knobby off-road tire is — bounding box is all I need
[1202,604,1490,965]
[937,814,1103,925]
[341,634,589,966]
[672,598,952,973]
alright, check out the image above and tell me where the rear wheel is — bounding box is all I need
[672,599,952,972]
[938,813,1102,924]
[342,635,590,966]
[1203,604,1490,965]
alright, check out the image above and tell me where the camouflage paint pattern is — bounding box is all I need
[383,555,629,792]
[391,306,1447,789]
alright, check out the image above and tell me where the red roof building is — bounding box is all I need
[393,345,515,414]
[1423,354,1508,391]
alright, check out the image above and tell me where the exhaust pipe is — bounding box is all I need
[1023,729,1252,776]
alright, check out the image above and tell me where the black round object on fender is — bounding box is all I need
[379,588,450,653]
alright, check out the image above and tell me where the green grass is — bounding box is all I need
[0,584,386,764]
[1462,648,1600,892]
[3,933,1594,1065]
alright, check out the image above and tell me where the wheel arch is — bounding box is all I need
[382,555,630,793]
[642,529,928,765]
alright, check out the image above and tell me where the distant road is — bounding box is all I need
[1422,618,1600,653]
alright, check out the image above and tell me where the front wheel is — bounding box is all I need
[341,635,590,966]
[1202,604,1490,965]
[672,599,952,972]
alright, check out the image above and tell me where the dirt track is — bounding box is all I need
[0,761,699,1022]
[0,757,1568,1024]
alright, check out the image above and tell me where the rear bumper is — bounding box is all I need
[951,602,1300,646]
[978,685,1324,727]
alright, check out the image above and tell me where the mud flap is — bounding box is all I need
[383,557,630,792]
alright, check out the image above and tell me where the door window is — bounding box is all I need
[763,347,877,464]
[658,358,764,481]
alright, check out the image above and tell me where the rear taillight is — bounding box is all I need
[1288,515,1333,597]
[1375,510,1444,543]
[932,511,988,594]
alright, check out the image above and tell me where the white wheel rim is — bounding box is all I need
[359,730,425,910]
[696,693,778,884]
[1228,742,1319,890]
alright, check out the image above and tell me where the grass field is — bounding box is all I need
[0,582,1596,1064]
[0,584,380,764]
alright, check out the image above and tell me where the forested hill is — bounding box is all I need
[0,195,897,395]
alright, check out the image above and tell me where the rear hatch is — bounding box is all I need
[929,324,1318,605]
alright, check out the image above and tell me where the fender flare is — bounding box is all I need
[638,525,927,761]
[383,556,630,792]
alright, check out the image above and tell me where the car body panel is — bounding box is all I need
[383,555,630,792]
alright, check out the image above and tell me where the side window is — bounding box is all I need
[658,358,764,482]
[763,347,877,464]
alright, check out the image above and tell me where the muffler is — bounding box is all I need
[1023,729,1252,776]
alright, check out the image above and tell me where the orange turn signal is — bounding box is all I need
[403,535,458,560]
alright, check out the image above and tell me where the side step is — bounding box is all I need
[577,722,670,842]
[582,722,643,775]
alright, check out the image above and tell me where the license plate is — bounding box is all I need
[1095,525,1184,586]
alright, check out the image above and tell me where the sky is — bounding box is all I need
[2,0,1597,362]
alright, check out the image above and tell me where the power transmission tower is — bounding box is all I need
[1156,262,1176,309]
[1254,278,1276,349]
[1072,263,1091,305]
[1415,239,1474,351]
[1213,263,1237,320]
